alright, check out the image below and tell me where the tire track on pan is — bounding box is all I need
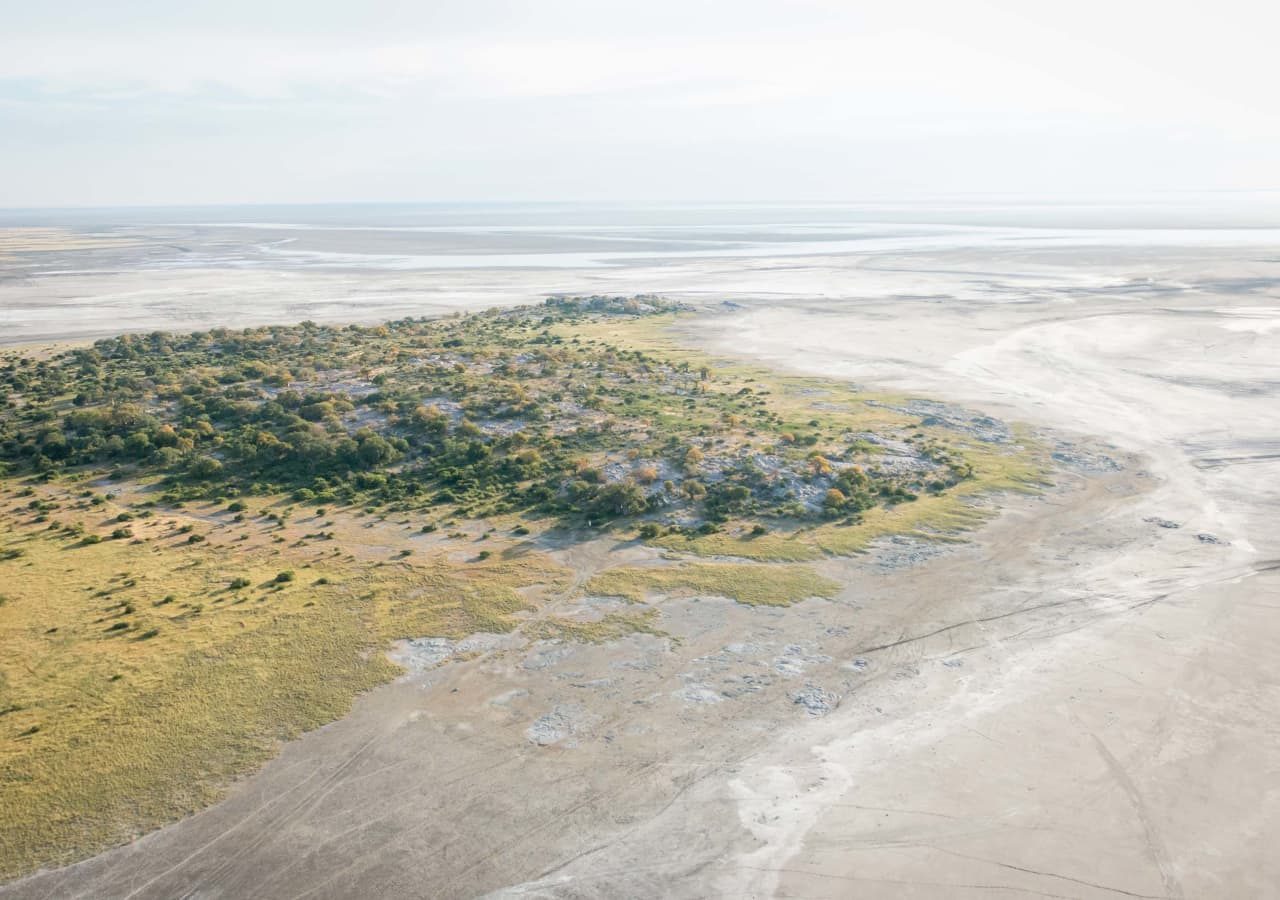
[115,757,344,900]
[202,726,527,897]
[257,752,529,898]
[126,734,383,900]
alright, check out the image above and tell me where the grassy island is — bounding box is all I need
[0,297,1044,879]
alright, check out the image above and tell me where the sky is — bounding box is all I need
[2,0,1278,208]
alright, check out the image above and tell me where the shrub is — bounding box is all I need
[274,570,295,583]
[229,577,251,589]
[588,481,648,520]
[705,483,751,518]
[634,465,659,484]
[823,488,847,512]
[189,456,223,479]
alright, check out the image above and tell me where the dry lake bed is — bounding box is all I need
[2,210,1279,898]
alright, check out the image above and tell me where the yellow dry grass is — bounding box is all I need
[0,480,570,880]
[523,607,665,643]
[650,528,824,561]
[586,562,840,607]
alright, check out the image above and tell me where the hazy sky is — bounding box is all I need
[3,0,1278,207]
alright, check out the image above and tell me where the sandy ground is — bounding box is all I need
[683,246,1280,899]
[3,235,1279,898]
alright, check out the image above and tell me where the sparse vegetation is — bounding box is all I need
[0,497,570,881]
[0,296,1043,881]
[0,296,978,534]
[587,562,841,607]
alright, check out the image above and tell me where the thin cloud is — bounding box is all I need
[1,0,1277,205]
